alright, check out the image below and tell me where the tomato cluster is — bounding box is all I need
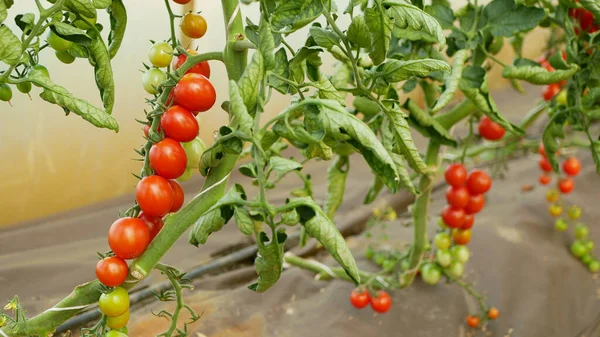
[349,289,392,314]
[539,52,568,101]
[569,5,599,35]
[537,143,578,196]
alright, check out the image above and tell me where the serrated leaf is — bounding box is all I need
[228,80,254,135]
[323,155,349,219]
[313,74,346,105]
[384,0,446,47]
[431,49,468,113]
[87,30,114,115]
[234,207,253,236]
[347,15,371,48]
[0,25,21,65]
[403,99,456,146]
[345,0,368,15]
[484,0,545,37]
[270,48,290,94]
[272,0,323,32]
[365,7,393,66]
[50,22,92,44]
[384,108,428,173]
[14,13,35,33]
[379,58,450,83]
[107,0,126,59]
[238,51,264,115]
[248,230,287,292]
[258,20,275,71]
[269,156,302,176]
[288,46,322,84]
[92,0,111,9]
[309,26,340,50]
[66,0,96,18]
[502,63,579,85]
[425,3,455,29]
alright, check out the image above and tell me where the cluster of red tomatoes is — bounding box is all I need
[569,4,599,35]
[349,289,392,314]
[539,52,569,102]
[537,143,579,196]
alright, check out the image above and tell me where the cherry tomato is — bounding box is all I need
[55,50,75,64]
[462,213,474,229]
[142,68,167,95]
[173,73,216,113]
[556,90,567,105]
[17,82,32,94]
[172,50,211,78]
[370,291,392,313]
[444,163,467,187]
[173,0,192,4]
[589,260,600,273]
[451,245,470,263]
[538,157,553,172]
[99,287,130,317]
[452,228,472,245]
[434,232,451,250]
[160,105,199,142]
[108,217,150,260]
[178,167,194,182]
[106,310,130,329]
[148,42,174,68]
[350,289,370,309]
[571,241,587,257]
[465,194,485,214]
[105,331,128,337]
[575,224,589,240]
[445,186,470,209]
[30,64,50,79]
[182,137,205,169]
[46,30,72,52]
[538,142,546,157]
[136,175,174,217]
[95,256,128,287]
[143,124,161,138]
[466,315,480,328]
[180,13,207,39]
[466,170,491,195]
[0,84,12,102]
[568,205,582,220]
[435,249,452,268]
[546,189,560,203]
[579,9,595,31]
[420,263,442,285]
[549,204,563,217]
[441,205,465,228]
[139,212,164,241]
[539,174,551,185]
[478,116,505,141]
[169,179,184,212]
[562,157,581,176]
[149,138,188,179]
[543,84,561,101]
[558,177,574,194]
[447,261,464,277]
[555,218,568,232]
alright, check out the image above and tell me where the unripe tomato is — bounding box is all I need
[149,138,188,179]
[542,84,561,101]
[17,82,32,94]
[589,260,600,273]
[142,68,167,95]
[538,157,553,172]
[99,287,130,317]
[562,157,581,176]
[169,179,184,212]
[182,137,205,169]
[466,315,480,328]
[465,194,485,214]
[556,90,567,105]
[370,291,392,313]
[575,224,589,240]
[568,205,582,220]
[445,186,470,208]
[0,84,12,102]
[558,177,574,194]
[447,261,464,277]
[582,254,594,265]
[554,218,568,232]
[96,256,128,287]
[436,249,452,267]
[160,105,199,142]
[46,30,72,52]
[136,175,174,217]
[180,13,207,39]
[478,116,505,141]
[571,241,587,257]
[548,204,563,217]
[108,217,150,260]
[434,232,451,250]
[452,228,472,245]
[30,64,50,84]
[438,217,448,229]
[451,245,470,263]
[172,50,211,78]
[177,167,194,182]
[466,170,491,195]
[585,240,594,252]
[488,307,499,320]
[138,212,164,241]
[444,163,467,187]
[420,263,442,285]
[55,50,75,64]
[105,331,128,337]
[539,174,551,185]
[173,73,216,113]
[441,205,465,228]
[148,42,174,68]
[462,213,474,230]
[106,310,130,329]
[349,289,370,309]
[546,189,560,203]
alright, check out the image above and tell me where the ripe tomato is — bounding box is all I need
[174,73,216,113]
[173,0,191,3]
[546,189,560,203]
[441,205,465,228]
[558,177,574,194]
[46,30,73,52]
[148,42,174,68]
[142,68,167,95]
[160,105,199,142]
[136,175,174,217]
[538,142,546,157]
[478,116,505,141]
[562,157,581,176]
[108,217,150,260]
[182,137,206,169]
[538,157,552,172]
[539,174,551,185]
[466,315,480,328]
[420,263,442,285]
[180,13,207,39]
[105,331,128,337]
[543,84,561,101]
[139,212,164,241]
[465,194,485,214]
[466,170,492,195]
[446,186,470,209]
[149,138,188,179]
[452,228,472,245]
[172,50,211,78]
[370,291,392,313]
[350,289,370,309]
[579,9,595,31]
[106,310,130,329]
[434,232,451,250]
[99,287,130,317]
[169,179,184,212]
[444,163,467,187]
[96,256,128,287]
[462,213,474,229]
[548,204,563,217]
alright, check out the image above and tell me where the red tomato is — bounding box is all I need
[350,289,370,309]
[108,218,150,260]
[160,105,199,142]
[579,10,595,31]
[446,186,470,209]
[543,84,561,101]
[558,177,574,194]
[538,157,553,172]
[539,174,552,185]
[138,212,164,241]
[169,179,184,212]
[478,116,505,141]
[562,51,567,61]
[569,8,582,19]
[172,50,211,78]
[370,291,392,313]
[488,307,499,320]
[173,0,191,4]
[562,157,581,176]
[466,170,492,195]
[462,213,475,230]
[136,175,174,217]
[96,256,128,287]
[173,73,216,113]
[465,194,485,214]
[466,315,480,328]
[444,163,467,187]
[538,142,546,157]
[452,228,472,245]
[441,205,466,228]
[149,138,187,179]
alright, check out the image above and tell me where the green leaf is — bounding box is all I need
[107,0,127,59]
[345,0,368,15]
[92,0,111,9]
[365,7,393,66]
[309,26,340,50]
[234,207,254,236]
[484,0,545,37]
[271,0,323,32]
[65,0,96,18]
[403,99,456,146]
[258,20,276,71]
[25,72,119,132]
[288,46,322,84]
[199,144,224,176]
[347,15,371,48]
[14,13,35,33]
[239,162,257,178]
[378,59,450,83]
[364,176,384,204]
[502,63,579,85]
[323,155,349,219]
[313,74,346,106]
[270,48,291,94]
[542,111,566,172]
[248,230,287,292]
[0,25,21,65]
[87,30,115,115]
[238,51,264,115]
[384,1,446,47]
[390,153,417,194]
[228,80,254,135]
[425,3,455,29]
[353,96,381,117]
[0,1,7,24]
[50,22,92,45]
[384,108,428,173]
[431,49,468,113]
[269,156,302,176]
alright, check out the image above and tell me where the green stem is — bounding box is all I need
[155,264,184,337]
[164,0,178,50]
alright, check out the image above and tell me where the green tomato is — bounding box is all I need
[98,287,130,317]
[581,254,594,265]
[434,233,451,250]
[400,260,409,271]
[17,82,32,94]
[177,167,194,182]
[73,14,97,29]
[364,246,375,260]
[447,261,464,278]
[46,30,73,52]
[420,263,442,285]
[585,240,595,253]
[556,90,567,105]
[106,310,129,329]
[575,224,589,240]
[451,245,470,264]
[488,37,504,55]
[589,260,600,273]
[142,68,166,94]
[105,331,128,337]
[181,137,205,168]
[0,84,12,102]
[382,260,395,270]
[554,218,568,232]
[115,327,128,334]
[568,206,582,220]
[571,241,587,258]
[31,64,50,78]
[436,249,452,268]
[148,42,174,68]
[374,252,386,266]
[55,50,76,64]
[437,217,448,229]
